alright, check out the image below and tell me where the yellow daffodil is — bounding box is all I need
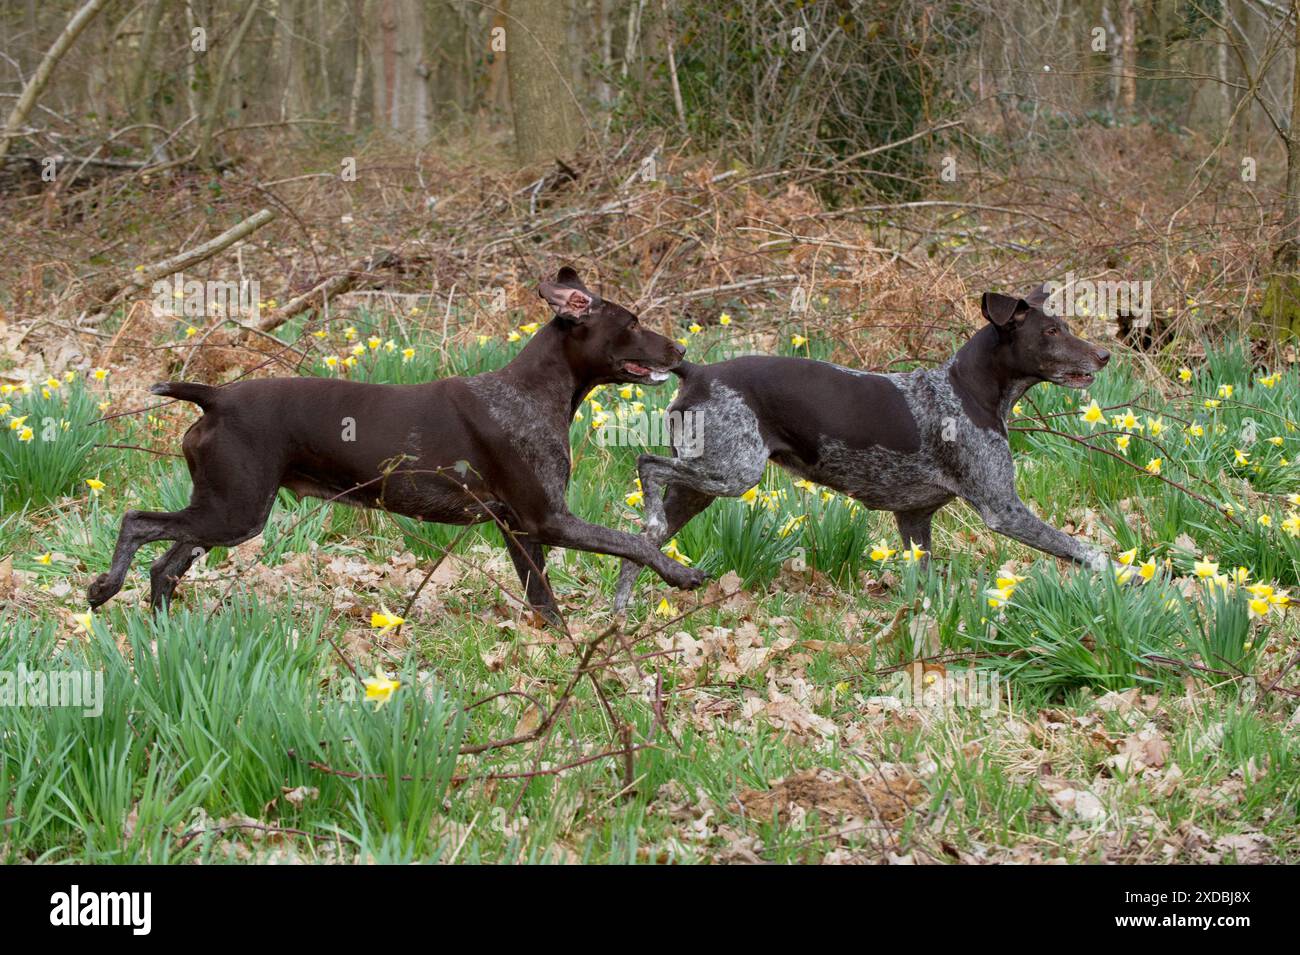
[1283,514,1300,536]
[663,538,691,565]
[1248,597,1271,619]
[312,329,329,339]
[350,343,366,356]
[1234,448,1250,466]
[740,487,759,505]
[370,610,405,632]
[1146,416,1163,436]
[363,666,400,706]
[1193,558,1219,579]
[778,514,807,537]
[35,552,52,565]
[655,597,677,618]
[793,478,817,493]
[718,313,732,326]
[71,610,95,633]
[1116,434,1130,453]
[1012,402,1024,416]
[1080,399,1103,427]
[1178,367,1192,383]
[985,586,1015,608]
[401,347,415,362]
[1117,548,1137,566]
[508,331,521,342]
[85,478,105,494]
[869,540,895,562]
[1217,384,1234,399]
[344,326,357,340]
[184,326,198,338]
[18,426,33,442]
[1138,558,1157,582]
[1185,422,1204,439]
[625,489,644,507]
[791,334,808,347]
[323,355,339,368]
[688,323,702,334]
[1145,457,1162,475]
[1204,399,1221,410]
[92,368,108,381]
[520,322,540,335]
[902,542,927,563]
[1231,566,1250,584]
[8,415,26,431]
[1258,514,1272,527]
[367,336,381,350]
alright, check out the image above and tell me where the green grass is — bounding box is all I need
[2,316,1298,863]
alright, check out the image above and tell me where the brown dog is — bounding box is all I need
[88,267,705,619]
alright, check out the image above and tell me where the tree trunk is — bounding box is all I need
[370,0,429,135]
[0,0,113,164]
[507,0,582,165]
[1119,0,1137,112]
[348,0,370,132]
[195,0,262,164]
[126,0,165,130]
[1259,0,1300,341]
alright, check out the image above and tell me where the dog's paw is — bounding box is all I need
[86,573,115,608]
[671,565,708,590]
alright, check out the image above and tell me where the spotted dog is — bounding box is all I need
[614,287,1112,611]
[88,267,706,621]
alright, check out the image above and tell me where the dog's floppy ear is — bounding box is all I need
[981,292,1029,327]
[539,271,595,321]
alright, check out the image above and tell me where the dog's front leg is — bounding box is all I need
[969,493,1107,571]
[500,527,562,623]
[530,511,706,590]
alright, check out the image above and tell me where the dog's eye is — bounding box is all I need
[1044,326,1059,336]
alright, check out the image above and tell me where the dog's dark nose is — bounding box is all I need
[1095,348,1110,366]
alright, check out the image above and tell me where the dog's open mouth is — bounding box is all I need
[1057,372,1096,388]
[620,360,672,383]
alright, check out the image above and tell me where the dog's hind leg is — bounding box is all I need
[90,414,285,610]
[148,539,203,612]
[88,509,191,608]
[614,484,715,612]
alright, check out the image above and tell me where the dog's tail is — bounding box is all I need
[150,381,222,410]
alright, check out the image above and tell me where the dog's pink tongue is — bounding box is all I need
[624,361,650,376]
